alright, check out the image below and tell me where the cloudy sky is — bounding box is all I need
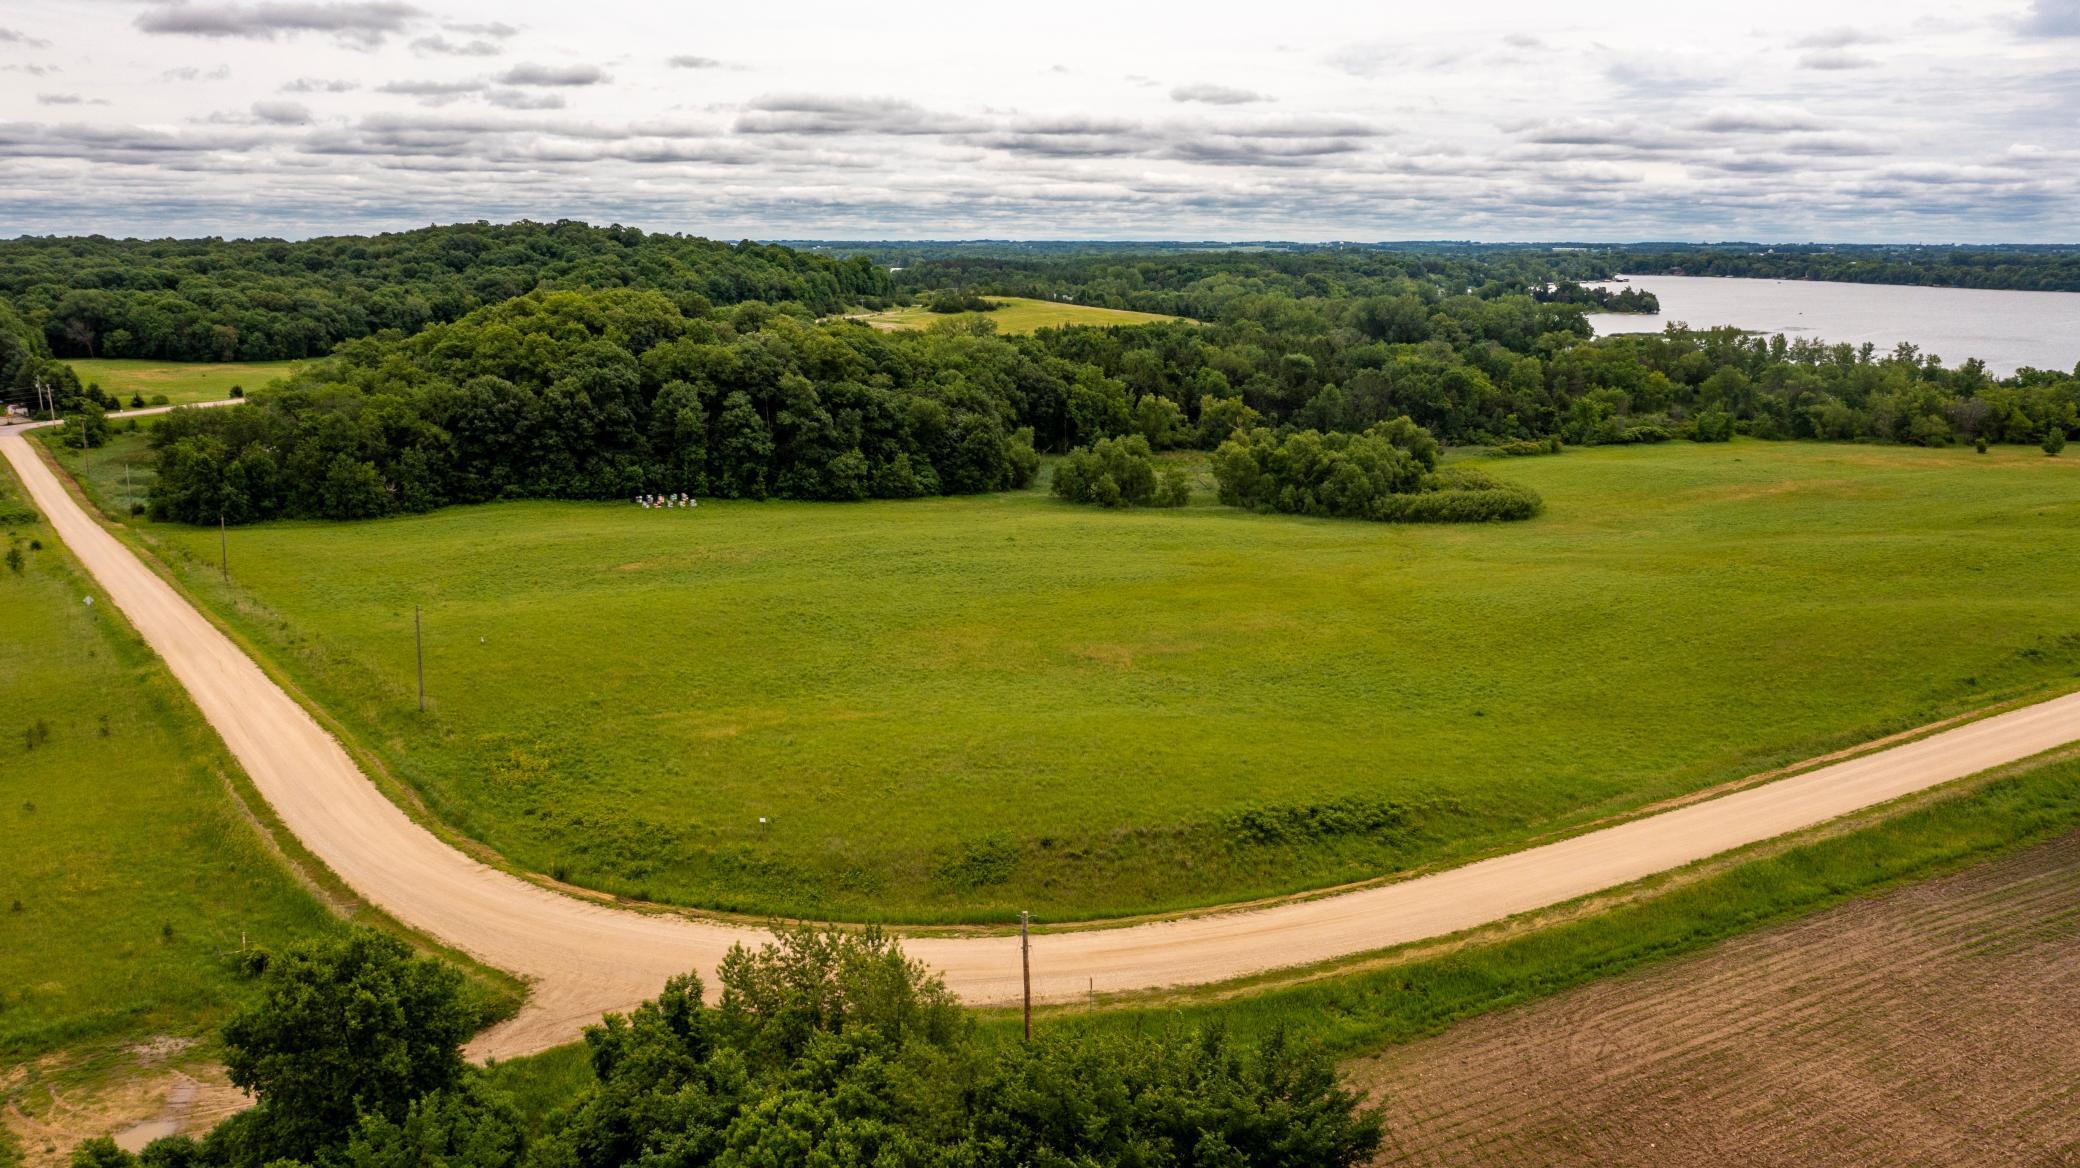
[2,0,2077,241]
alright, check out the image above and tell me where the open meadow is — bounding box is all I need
[62,360,306,407]
[0,451,343,1164]
[76,438,2080,923]
[848,295,1180,333]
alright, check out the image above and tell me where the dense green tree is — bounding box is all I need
[1052,434,1178,508]
[210,931,475,1167]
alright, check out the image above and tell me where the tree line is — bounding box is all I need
[1611,244,2080,294]
[112,240,2080,524]
[146,290,1042,524]
[884,250,2078,450]
[75,928,1383,1168]
[0,221,893,365]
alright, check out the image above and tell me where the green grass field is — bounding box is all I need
[80,439,2080,923]
[851,296,1179,333]
[65,359,307,406]
[0,456,341,1061]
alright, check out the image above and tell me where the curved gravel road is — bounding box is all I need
[8,416,2078,1059]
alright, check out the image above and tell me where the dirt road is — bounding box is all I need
[8,418,2079,1059]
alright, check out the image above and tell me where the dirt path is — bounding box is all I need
[1355,831,2080,1167]
[9,417,2080,1060]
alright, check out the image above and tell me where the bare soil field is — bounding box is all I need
[1356,831,2080,1167]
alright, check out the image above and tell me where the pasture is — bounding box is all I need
[64,359,306,406]
[0,457,339,1062]
[113,441,2080,923]
[849,296,1180,333]
[113,436,2080,918]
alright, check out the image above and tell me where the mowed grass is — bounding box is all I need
[119,441,2080,923]
[0,456,340,1060]
[851,296,1180,333]
[65,359,306,406]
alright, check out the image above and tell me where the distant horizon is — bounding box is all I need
[8,223,2080,249]
[4,0,2078,241]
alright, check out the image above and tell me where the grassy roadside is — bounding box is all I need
[2,448,337,1166]
[480,747,2080,1127]
[1,429,524,1166]
[0,452,341,1059]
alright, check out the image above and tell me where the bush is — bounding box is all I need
[1155,464,1192,507]
[2046,427,2068,457]
[1052,434,1163,508]
[1213,423,1539,523]
[1689,409,1735,442]
[1493,436,1562,456]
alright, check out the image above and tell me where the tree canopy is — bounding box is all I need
[77,927,1384,1168]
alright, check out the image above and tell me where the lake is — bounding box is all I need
[1584,275,2080,377]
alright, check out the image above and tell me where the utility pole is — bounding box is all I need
[1020,910,1032,1041]
[415,606,426,713]
[218,512,228,582]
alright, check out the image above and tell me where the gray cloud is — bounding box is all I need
[1170,83,1271,105]
[2020,0,2080,35]
[2,64,59,76]
[38,93,108,106]
[668,55,721,69]
[160,64,234,82]
[1509,117,1686,150]
[1602,51,1731,94]
[496,62,609,86]
[736,95,978,135]
[135,2,425,47]
[283,77,358,92]
[1693,106,1826,133]
[445,21,517,37]
[0,26,52,47]
[486,88,564,110]
[412,35,501,56]
[252,100,312,124]
[1800,50,1878,69]
[375,78,485,106]
[1792,27,1884,48]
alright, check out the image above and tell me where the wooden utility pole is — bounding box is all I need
[1020,910,1032,1041]
[415,606,426,712]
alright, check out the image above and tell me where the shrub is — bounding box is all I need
[1212,418,1536,523]
[2046,427,2068,457]
[1493,436,1562,456]
[1155,464,1192,507]
[1689,409,1735,442]
[1052,434,1163,508]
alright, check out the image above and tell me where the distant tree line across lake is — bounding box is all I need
[1,224,2073,525]
[1612,244,2080,293]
